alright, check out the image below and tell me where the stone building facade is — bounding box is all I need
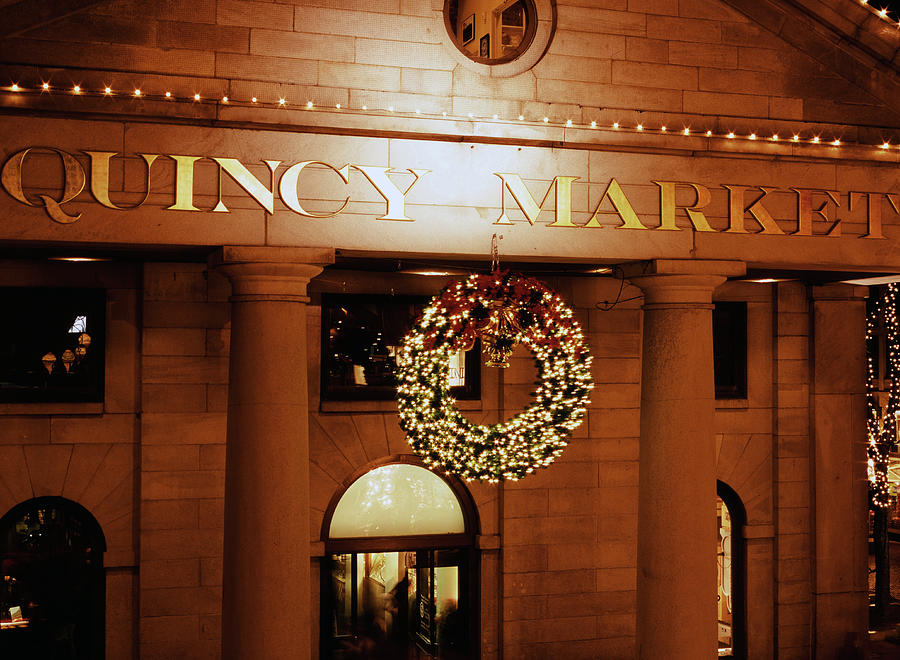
[0,0,897,658]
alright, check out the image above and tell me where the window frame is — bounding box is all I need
[713,301,748,400]
[0,287,106,404]
[320,292,481,403]
[320,456,481,660]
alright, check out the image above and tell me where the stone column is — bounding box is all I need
[810,284,868,656]
[210,246,333,660]
[624,259,745,660]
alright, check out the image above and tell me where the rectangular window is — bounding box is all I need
[321,294,480,401]
[0,288,106,402]
[713,301,747,400]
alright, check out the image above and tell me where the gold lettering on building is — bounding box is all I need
[279,161,350,218]
[791,188,841,237]
[723,185,783,235]
[352,166,430,221]
[1,146,898,243]
[494,173,580,227]
[654,181,715,232]
[86,151,158,210]
[168,155,203,211]
[1,147,86,224]
[211,158,281,214]
[584,178,647,230]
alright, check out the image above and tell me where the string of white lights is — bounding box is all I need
[860,0,900,25]
[2,82,897,152]
[868,283,899,508]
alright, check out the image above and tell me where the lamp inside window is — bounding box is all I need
[0,288,105,403]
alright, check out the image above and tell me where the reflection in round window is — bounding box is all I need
[445,0,537,64]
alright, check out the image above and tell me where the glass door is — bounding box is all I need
[324,549,468,660]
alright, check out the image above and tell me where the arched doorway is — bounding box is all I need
[0,496,106,659]
[321,457,479,659]
[717,481,746,659]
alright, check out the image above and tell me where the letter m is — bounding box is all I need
[494,173,578,227]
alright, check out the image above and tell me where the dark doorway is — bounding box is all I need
[0,496,106,659]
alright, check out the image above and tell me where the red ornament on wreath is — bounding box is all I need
[396,271,594,482]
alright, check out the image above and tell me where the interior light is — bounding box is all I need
[842,275,900,285]
[400,268,469,277]
[47,256,112,262]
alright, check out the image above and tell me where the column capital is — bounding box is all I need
[622,259,745,306]
[810,282,869,301]
[209,245,334,302]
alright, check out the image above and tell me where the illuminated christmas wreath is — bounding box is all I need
[396,271,594,482]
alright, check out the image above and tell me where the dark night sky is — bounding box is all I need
[874,0,900,21]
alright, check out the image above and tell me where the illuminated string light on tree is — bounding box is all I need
[867,283,899,508]
[396,271,594,482]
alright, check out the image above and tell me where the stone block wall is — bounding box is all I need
[498,276,642,660]
[0,260,141,659]
[1,0,896,142]
[138,263,230,660]
[774,281,813,660]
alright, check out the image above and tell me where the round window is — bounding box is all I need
[446,0,537,64]
[440,0,555,77]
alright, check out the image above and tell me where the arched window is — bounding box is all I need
[717,482,746,659]
[322,459,478,660]
[0,496,106,659]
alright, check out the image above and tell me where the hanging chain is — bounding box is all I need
[490,233,502,272]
